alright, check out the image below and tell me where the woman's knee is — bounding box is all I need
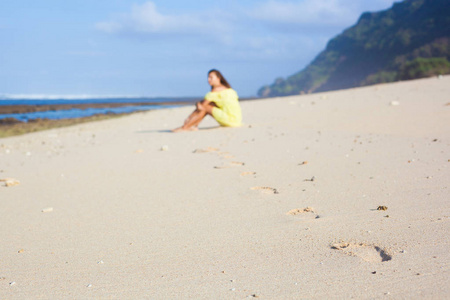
[197,101,210,111]
[196,100,215,114]
[196,101,205,111]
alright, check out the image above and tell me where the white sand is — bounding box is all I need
[1,76,449,299]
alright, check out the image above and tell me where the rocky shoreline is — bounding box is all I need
[0,101,192,137]
[0,100,192,115]
[0,113,129,138]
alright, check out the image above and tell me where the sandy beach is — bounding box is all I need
[1,76,449,299]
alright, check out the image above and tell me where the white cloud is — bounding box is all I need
[94,0,398,64]
[96,1,232,37]
[250,0,353,26]
[249,0,397,27]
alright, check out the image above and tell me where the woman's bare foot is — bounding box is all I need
[171,127,186,132]
[172,126,198,133]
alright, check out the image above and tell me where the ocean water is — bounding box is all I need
[0,96,196,122]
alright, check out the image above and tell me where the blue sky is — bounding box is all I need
[0,0,399,98]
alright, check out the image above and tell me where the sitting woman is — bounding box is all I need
[173,69,242,132]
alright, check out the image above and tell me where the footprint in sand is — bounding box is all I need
[214,161,245,169]
[286,207,315,215]
[218,152,234,159]
[331,242,393,262]
[240,171,256,177]
[193,147,240,167]
[193,147,219,153]
[0,178,20,187]
[251,186,279,194]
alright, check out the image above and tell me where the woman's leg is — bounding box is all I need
[172,101,214,132]
[172,109,202,132]
[183,109,202,127]
[183,108,207,130]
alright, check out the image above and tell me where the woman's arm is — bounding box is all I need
[197,99,217,109]
[196,99,217,115]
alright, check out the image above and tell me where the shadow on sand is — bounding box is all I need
[135,126,223,134]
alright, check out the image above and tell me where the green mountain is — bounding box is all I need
[258,0,450,97]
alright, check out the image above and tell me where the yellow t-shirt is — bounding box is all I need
[205,88,242,127]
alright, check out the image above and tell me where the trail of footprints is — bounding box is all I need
[193,145,307,197]
[193,146,276,192]
[194,146,394,263]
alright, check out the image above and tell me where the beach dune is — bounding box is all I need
[1,76,449,298]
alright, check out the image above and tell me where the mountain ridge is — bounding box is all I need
[258,0,450,97]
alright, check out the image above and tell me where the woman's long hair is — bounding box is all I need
[209,69,231,90]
